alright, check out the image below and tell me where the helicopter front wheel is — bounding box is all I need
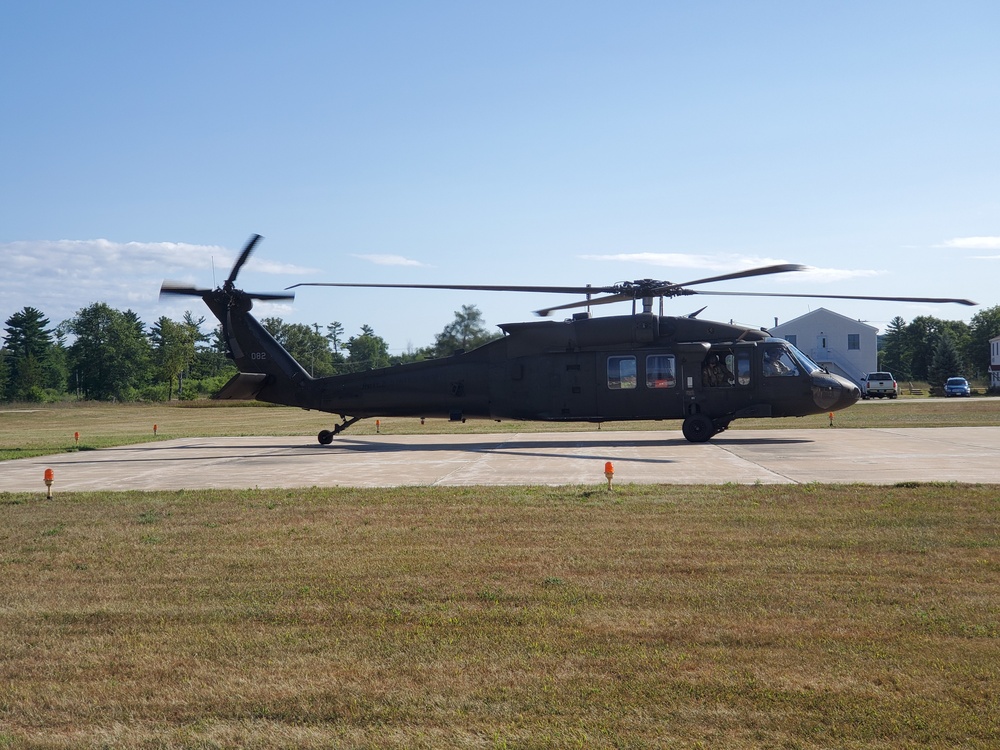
[681,414,715,443]
[318,430,334,445]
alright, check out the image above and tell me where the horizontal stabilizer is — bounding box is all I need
[214,372,269,400]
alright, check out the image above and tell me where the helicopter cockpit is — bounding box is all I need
[760,338,860,412]
[762,340,821,378]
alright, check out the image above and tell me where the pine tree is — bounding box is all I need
[879,316,910,379]
[3,306,57,401]
[928,334,964,388]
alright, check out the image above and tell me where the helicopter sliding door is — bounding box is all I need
[597,351,684,420]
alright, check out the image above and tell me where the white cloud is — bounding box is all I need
[352,253,427,267]
[249,258,317,275]
[941,236,1000,250]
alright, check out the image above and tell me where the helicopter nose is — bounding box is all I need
[811,374,861,411]
[839,381,862,409]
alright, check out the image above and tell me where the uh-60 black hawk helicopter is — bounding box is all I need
[161,235,976,444]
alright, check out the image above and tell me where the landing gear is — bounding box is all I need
[317,416,364,445]
[681,413,714,443]
[712,418,732,435]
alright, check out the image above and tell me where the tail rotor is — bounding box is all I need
[160,234,294,304]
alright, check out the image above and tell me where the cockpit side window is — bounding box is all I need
[701,350,735,387]
[763,347,800,377]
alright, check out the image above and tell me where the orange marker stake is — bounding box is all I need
[44,468,54,499]
[828,412,834,427]
[376,419,381,434]
[74,431,80,445]
[154,424,158,436]
[604,461,615,490]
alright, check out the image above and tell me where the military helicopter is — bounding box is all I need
[161,235,976,443]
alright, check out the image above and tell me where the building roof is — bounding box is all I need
[770,307,878,333]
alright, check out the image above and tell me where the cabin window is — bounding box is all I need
[645,354,676,389]
[848,333,860,350]
[607,356,637,390]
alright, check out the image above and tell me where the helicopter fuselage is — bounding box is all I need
[211,296,860,443]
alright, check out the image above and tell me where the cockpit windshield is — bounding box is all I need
[786,344,822,374]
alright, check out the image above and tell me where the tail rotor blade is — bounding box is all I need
[227,234,263,286]
[160,281,210,299]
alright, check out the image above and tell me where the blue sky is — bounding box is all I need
[2,1,998,353]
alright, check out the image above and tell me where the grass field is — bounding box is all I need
[2,396,1000,461]
[1,483,997,748]
[2,400,998,747]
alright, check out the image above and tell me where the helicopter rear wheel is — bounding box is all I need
[682,414,715,443]
[318,430,334,445]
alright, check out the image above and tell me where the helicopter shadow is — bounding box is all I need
[319,434,814,466]
[324,437,675,465]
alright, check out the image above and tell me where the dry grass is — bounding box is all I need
[1,483,997,748]
[2,397,1000,462]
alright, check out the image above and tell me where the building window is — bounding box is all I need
[848,334,860,351]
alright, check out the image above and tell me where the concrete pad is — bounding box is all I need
[2,427,999,492]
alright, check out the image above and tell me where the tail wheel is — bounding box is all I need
[682,413,715,443]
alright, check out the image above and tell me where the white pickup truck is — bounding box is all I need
[862,372,898,399]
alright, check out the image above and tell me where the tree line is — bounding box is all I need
[877,307,1000,386]
[0,302,499,403]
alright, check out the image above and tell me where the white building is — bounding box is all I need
[769,308,878,387]
[991,334,1000,390]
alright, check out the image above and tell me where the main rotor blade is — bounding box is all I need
[555,264,809,312]
[660,263,807,291]
[227,234,263,286]
[287,266,807,295]
[534,294,633,317]
[287,281,619,294]
[692,290,978,305]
